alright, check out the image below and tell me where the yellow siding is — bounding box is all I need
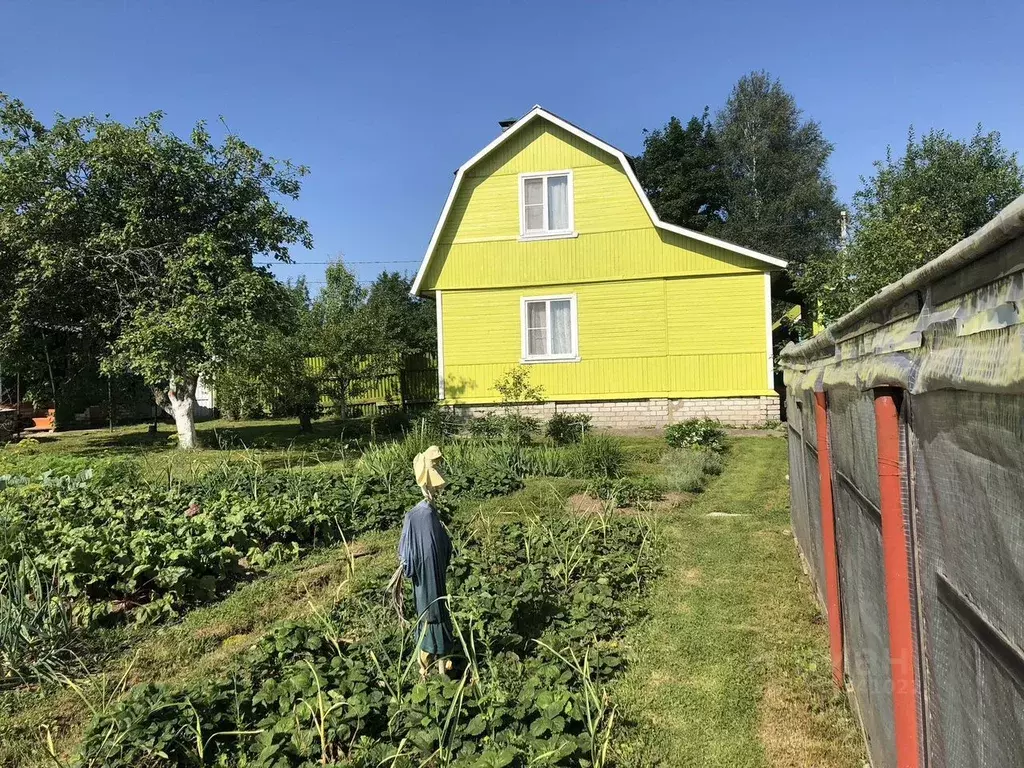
[423,114,776,403]
[420,121,764,292]
[440,274,771,403]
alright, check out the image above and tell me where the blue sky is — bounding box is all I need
[4,0,1022,289]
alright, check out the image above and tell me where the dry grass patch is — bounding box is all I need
[758,681,824,766]
[565,491,692,516]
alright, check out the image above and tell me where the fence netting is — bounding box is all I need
[827,386,896,767]
[780,195,1024,767]
[910,390,1024,768]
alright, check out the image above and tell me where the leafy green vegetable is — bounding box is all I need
[591,476,663,507]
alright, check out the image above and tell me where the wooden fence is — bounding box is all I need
[306,354,438,416]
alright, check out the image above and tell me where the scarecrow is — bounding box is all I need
[395,445,453,676]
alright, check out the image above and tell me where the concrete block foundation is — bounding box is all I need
[456,395,780,430]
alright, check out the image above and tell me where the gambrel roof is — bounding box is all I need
[411,106,787,296]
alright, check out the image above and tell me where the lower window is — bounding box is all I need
[521,295,578,361]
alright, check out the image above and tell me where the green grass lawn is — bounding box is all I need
[0,416,372,482]
[614,437,866,767]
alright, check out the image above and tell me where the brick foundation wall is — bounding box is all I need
[456,395,780,429]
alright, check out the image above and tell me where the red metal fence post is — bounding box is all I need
[813,390,845,687]
[873,389,921,768]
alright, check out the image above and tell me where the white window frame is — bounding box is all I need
[520,294,580,363]
[518,170,576,240]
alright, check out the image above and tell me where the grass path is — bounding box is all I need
[615,437,867,767]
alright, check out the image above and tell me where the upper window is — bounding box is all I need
[521,295,578,362]
[520,171,574,238]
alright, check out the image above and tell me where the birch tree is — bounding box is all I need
[806,127,1023,320]
[712,71,840,273]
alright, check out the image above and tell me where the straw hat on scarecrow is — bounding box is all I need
[413,445,446,501]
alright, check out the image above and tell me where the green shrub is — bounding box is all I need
[493,364,545,407]
[659,447,725,493]
[592,475,663,507]
[372,408,410,437]
[467,414,502,438]
[545,412,591,445]
[214,370,266,421]
[665,419,727,452]
[467,413,539,444]
[497,412,539,444]
[417,405,463,439]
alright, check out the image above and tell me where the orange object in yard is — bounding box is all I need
[813,391,844,687]
[26,408,55,433]
[873,389,921,768]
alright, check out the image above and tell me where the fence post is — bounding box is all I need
[873,388,921,768]
[813,390,844,687]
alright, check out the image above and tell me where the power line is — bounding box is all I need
[255,259,420,266]
[303,280,378,286]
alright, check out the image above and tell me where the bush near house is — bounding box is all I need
[665,419,727,453]
[546,413,592,445]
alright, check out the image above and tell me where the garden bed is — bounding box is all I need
[0,420,732,766]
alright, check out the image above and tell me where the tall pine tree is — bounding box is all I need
[634,109,726,232]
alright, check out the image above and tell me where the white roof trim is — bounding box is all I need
[411,106,787,296]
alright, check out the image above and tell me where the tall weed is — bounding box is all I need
[0,558,77,688]
[659,448,724,493]
[525,436,624,479]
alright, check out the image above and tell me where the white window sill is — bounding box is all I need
[518,231,579,242]
[520,356,581,365]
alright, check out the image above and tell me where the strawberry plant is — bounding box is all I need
[591,476,663,507]
[0,448,519,626]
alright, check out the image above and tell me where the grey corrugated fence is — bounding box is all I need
[780,194,1024,768]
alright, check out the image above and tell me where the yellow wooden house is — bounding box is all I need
[411,106,785,427]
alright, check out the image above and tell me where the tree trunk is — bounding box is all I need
[299,412,313,432]
[159,375,199,450]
